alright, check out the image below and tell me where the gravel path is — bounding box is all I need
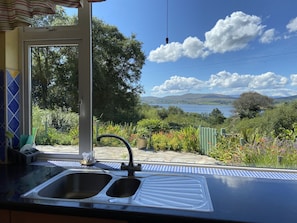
[37,145,220,165]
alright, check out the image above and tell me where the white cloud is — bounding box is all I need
[290,74,297,86]
[260,29,277,44]
[182,36,208,58]
[249,72,287,89]
[287,17,297,33]
[208,71,287,89]
[205,11,264,53]
[147,37,207,63]
[151,75,205,95]
[148,11,266,63]
[256,88,297,97]
[147,42,183,63]
[151,71,289,96]
[208,71,252,88]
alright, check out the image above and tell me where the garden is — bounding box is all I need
[32,98,297,169]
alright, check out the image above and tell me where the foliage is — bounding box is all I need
[150,126,200,152]
[210,127,297,168]
[92,18,145,123]
[209,134,245,165]
[136,119,169,136]
[31,8,79,111]
[233,92,273,119]
[206,100,297,168]
[138,103,160,120]
[33,105,78,145]
[32,6,76,27]
[31,9,145,124]
[267,101,297,137]
[208,108,226,125]
[232,101,297,139]
[242,138,297,168]
[95,121,135,147]
[178,126,200,153]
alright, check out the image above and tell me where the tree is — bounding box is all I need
[167,106,184,115]
[209,108,226,125]
[31,46,79,111]
[233,92,273,119]
[92,18,145,123]
[31,9,145,123]
[261,101,297,137]
[31,7,79,111]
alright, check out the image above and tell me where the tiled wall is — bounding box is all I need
[0,69,21,162]
[6,69,21,149]
[0,70,5,161]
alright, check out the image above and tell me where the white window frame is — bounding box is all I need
[19,1,93,159]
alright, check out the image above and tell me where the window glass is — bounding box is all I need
[91,0,297,170]
[31,45,79,154]
[32,6,78,27]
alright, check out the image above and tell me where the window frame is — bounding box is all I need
[19,2,93,159]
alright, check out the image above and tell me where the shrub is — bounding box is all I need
[179,126,200,153]
[209,134,245,165]
[151,127,200,153]
[242,137,297,168]
[151,132,171,151]
[137,119,169,133]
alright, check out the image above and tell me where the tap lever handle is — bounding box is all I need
[121,163,142,176]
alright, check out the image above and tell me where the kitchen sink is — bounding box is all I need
[106,178,141,197]
[22,168,213,212]
[38,172,112,199]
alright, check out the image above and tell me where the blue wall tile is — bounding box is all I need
[6,69,20,149]
[0,70,5,161]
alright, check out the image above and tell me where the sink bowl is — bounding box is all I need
[38,172,112,199]
[106,178,141,197]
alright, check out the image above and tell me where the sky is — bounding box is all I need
[91,0,297,97]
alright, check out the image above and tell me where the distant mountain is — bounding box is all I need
[141,93,237,105]
[274,95,297,103]
[141,93,297,105]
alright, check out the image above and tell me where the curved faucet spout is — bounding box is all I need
[97,134,141,177]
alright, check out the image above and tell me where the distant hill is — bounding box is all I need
[141,93,237,105]
[141,93,297,105]
[274,95,297,103]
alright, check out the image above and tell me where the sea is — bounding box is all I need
[150,104,234,117]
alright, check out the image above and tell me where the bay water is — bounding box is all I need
[151,104,234,117]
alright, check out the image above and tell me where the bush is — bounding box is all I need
[95,121,135,146]
[209,134,245,165]
[151,126,200,153]
[136,118,169,138]
[36,128,72,145]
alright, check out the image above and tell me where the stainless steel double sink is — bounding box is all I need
[22,168,213,212]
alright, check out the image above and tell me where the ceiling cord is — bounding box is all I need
[166,0,169,44]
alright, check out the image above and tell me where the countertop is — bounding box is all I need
[1,162,297,223]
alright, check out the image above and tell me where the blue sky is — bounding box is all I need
[91,0,297,97]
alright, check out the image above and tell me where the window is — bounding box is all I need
[21,4,92,157]
[22,0,297,170]
[90,0,297,170]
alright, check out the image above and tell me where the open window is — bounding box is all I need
[21,4,92,157]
